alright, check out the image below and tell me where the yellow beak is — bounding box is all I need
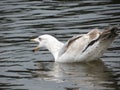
[32,47,39,52]
[30,39,39,52]
[30,39,36,42]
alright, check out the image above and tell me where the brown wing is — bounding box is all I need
[59,29,101,56]
[58,35,83,56]
[82,28,101,52]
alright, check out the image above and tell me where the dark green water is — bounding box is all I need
[0,0,120,90]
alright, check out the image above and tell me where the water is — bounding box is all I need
[0,0,120,90]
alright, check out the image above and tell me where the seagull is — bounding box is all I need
[31,26,118,63]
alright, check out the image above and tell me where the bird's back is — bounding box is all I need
[57,27,118,63]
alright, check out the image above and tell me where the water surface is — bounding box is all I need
[0,0,120,90]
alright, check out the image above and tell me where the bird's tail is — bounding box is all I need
[100,26,119,40]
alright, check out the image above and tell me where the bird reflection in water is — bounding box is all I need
[32,59,116,90]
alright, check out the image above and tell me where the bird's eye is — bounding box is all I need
[39,38,41,41]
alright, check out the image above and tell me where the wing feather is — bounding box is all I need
[58,35,83,56]
[58,29,101,57]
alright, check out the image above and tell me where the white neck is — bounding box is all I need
[44,37,64,60]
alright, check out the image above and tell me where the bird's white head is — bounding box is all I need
[31,34,64,60]
[31,34,63,53]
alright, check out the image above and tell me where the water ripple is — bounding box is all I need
[0,0,120,90]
